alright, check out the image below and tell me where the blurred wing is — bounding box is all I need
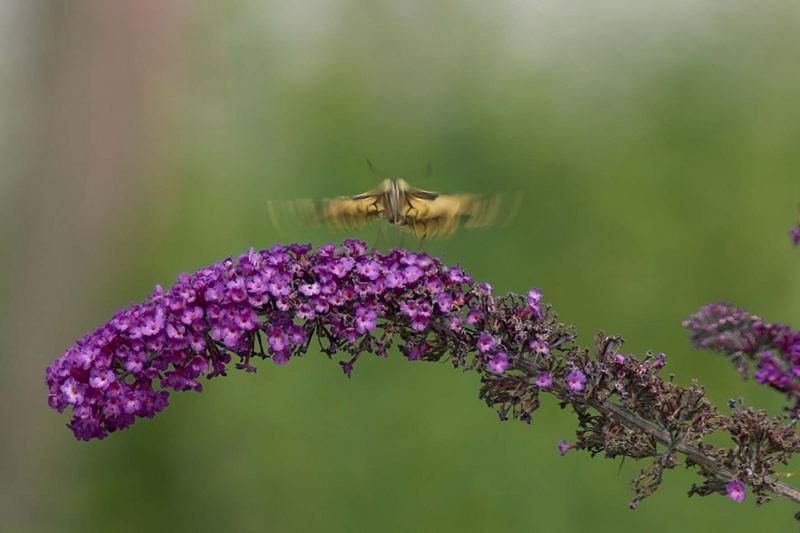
[317,194,385,229]
[402,192,503,240]
[405,183,439,201]
[286,180,388,230]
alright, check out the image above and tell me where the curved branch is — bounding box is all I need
[595,400,800,504]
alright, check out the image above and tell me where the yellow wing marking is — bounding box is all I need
[317,195,385,229]
[289,179,390,230]
[402,192,503,240]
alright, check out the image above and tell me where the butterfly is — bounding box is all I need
[285,177,505,241]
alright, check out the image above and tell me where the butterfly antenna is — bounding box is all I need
[366,159,390,179]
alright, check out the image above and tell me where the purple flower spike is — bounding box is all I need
[566,370,587,392]
[47,242,563,445]
[47,242,552,441]
[685,302,800,412]
[46,241,500,440]
[726,480,746,503]
[790,227,800,246]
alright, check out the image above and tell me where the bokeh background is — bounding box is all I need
[3,1,800,531]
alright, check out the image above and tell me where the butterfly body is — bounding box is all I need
[312,178,501,240]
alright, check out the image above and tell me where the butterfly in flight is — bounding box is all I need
[280,177,505,241]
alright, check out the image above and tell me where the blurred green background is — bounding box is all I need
[3,1,800,531]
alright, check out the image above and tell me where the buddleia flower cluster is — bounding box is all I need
[685,210,800,419]
[46,240,800,516]
[46,240,550,440]
[684,303,800,415]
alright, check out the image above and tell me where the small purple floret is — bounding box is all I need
[535,372,552,389]
[790,227,800,246]
[650,353,666,370]
[726,480,746,503]
[558,440,575,456]
[527,288,543,319]
[529,339,549,355]
[566,369,587,392]
[477,333,497,354]
[487,352,510,374]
